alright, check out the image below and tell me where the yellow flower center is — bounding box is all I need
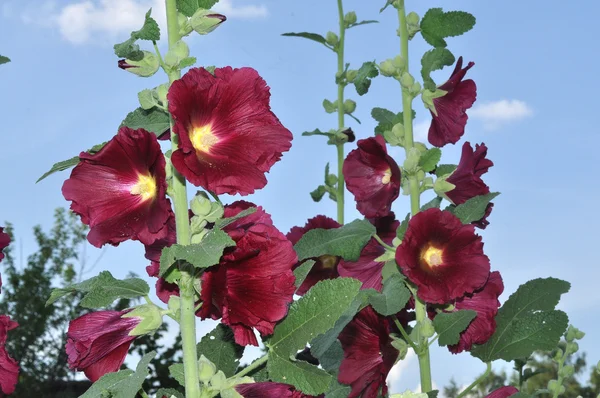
[381,168,392,185]
[191,124,218,153]
[130,174,157,201]
[318,255,339,269]
[422,246,444,268]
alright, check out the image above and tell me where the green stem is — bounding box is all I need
[394,317,419,354]
[234,354,268,378]
[335,0,346,225]
[140,390,150,398]
[165,1,199,397]
[396,0,432,392]
[456,362,492,398]
[374,234,395,252]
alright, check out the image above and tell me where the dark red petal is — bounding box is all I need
[447,142,493,204]
[83,341,132,382]
[0,347,19,395]
[168,67,293,195]
[236,382,321,398]
[0,227,10,263]
[486,386,519,398]
[343,136,401,218]
[62,127,171,247]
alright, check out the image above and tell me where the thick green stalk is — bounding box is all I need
[396,0,433,392]
[165,1,200,397]
[234,354,269,378]
[335,0,346,225]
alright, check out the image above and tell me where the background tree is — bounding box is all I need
[0,208,180,398]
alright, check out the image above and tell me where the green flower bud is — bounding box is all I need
[421,88,447,117]
[343,99,357,114]
[379,59,397,77]
[325,31,339,46]
[413,142,428,154]
[392,122,405,138]
[191,192,212,216]
[168,296,181,317]
[400,72,415,88]
[205,202,225,223]
[391,55,406,71]
[406,12,421,39]
[310,185,327,202]
[191,9,227,35]
[433,176,456,202]
[383,130,403,147]
[326,174,338,187]
[421,176,434,192]
[198,355,217,384]
[346,69,358,82]
[344,11,357,26]
[178,12,193,36]
[553,348,564,361]
[416,170,425,182]
[123,304,163,336]
[406,11,420,25]
[566,341,579,354]
[559,364,575,379]
[390,335,409,362]
[156,83,170,106]
[419,318,435,338]
[323,99,338,113]
[209,370,227,390]
[409,81,422,97]
[547,380,560,393]
[118,51,159,77]
[403,147,421,175]
[172,40,190,59]
[190,215,208,236]
[566,325,585,341]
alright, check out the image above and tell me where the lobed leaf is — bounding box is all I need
[369,274,411,316]
[214,207,257,229]
[419,148,442,173]
[169,363,185,386]
[349,20,379,29]
[196,324,244,377]
[132,9,160,41]
[120,107,171,137]
[421,48,455,90]
[293,260,316,289]
[267,353,332,395]
[420,8,476,48]
[433,310,477,346]
[176,0,219,17]
[421,197,442,211]
[395,213,411,241]
[434,164,457,177]
[354,61,379,96]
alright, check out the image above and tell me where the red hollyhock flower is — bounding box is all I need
[395,208,490,304]
[62,127,171,248]
[286,215,342,295]
[236,382,322,398]
[338,306,399,398]
[146,261,180,305]
[0,227,9,263]
[343,136,401,218]
[428,57,477,147]
[447,142,494,229]
[486,386,519,398]
[168,67,293,195]
[198,201,296,346]
[434,271,504,354]
[0,315,19,395]
[338,214,399,291]
[66,310,140,382]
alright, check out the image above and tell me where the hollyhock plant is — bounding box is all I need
[66,310,141,382]
[0,315,19,395]
[338,213,399,291]
[343,135,401,218]
[433,271,504,354]
[168,66,293,195]
[287,215,342,295]
[62,127,171,248]
[236,382,322,398]
[447,142,495,228]
[396,208,490,304]
[427,56,477,147]
[0,227,9,263]
[146,262,180,304]
[338,306,399,398]
[486,386,519,398]
[198,201,297,346]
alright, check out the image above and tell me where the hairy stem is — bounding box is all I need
[335,0,346,225]
[396,0,433,392]
[165,0,200,397]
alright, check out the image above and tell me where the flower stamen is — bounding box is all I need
[191,124,218,153]
[130,174,157,201]
[381,168,392,185]
[421,245,444,268]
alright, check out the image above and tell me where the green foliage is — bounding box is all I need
[36,142,106,183]
[369,274,411,316]
[435,164,457,177]
[177,0,220,17]
[134,9,161,41]
[348,20,379,29]
[0,55,10,65]
[80,351,156,398]
[302,128,332,138]
[156,388,185,398]
[267,354,333,395]
[354,61,379,95]
[159,229,235,275]
[433,310,477,346]
[293,219,376,262]
[420,8,476,48]
[281,32,333,51]
[448,192,500,224]
[293,260,316,289]
[169,363,186,386]
[323,99,337,113]
[396,213,411,241]
[380,0,395,13]
[213,207,257,229]
[421,197,442,211]
[47,270,150,309]
[120,107,171,136]
[113,9,160,60]
[196,324,244,377]
[419,148,442,172]
[421,48,456,90]
[471,278,571,362]
[372,107,415,136]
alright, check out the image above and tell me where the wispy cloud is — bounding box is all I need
[413,120,430,143]
[387,350,416,388]
[213,0,268,19]
[469,99,533,131]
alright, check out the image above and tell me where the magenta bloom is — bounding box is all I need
[146,261,180,305]
[66,310,140,382]
[236,382,322,398]
[62,127,171,248]
[0,227,9,263]
[447,142,494,229]
[486,386,519,398]
[428,57,477,147]
[287,215,342,295]
[343,136,401,218]
[339,214,399,291]
[0,315,19,395]
[198,202,297,346]
[396,208,490,304]
[338,306,398,398]
[168,67,293,195]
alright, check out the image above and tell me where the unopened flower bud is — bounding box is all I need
[341,127,356,142]
[420,318,435,338]
[326,31,339,46]
[156,83,169,106]
[391,55,406,71]
[209,370,227,390]
[122,304,163,336]
[390,336,409,362]
[400,72,415,88]
[178,12,193,36]
[344,11,357,26]
[409,81,422,97]
[343,99,357,114]
[346,69,358,82]
[198,355,217,384]
[326,174,338,187]
[403,147,421,174]
[118,51,159,77]
[191,9,226,35]
[560,365,575,379]
[379,59,397,77]
[392,123,405,138]
[566,341,579,354]
[190,192,212,216]
[407,12,420,26]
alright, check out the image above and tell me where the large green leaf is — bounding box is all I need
[369,274,411,316]
[354,61,379,96]
[420,8,476,48]
[159,229,235,276]
[449,192,500,224]
[80,351,156,398]
[267,353,332,395]
[293,219,376,262]
[120,107,171,136]
[169,363,185,386]
[196,324,244,377]
[471,278,570,362]
[293,260,316,289]
[36,142,106,183]
[177,0,219,17]
[269,278,361,357]
[433,310,477,346]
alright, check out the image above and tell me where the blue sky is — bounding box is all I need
[1,0,599,393]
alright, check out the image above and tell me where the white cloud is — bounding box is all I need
[213,0,268,19]
[386,350,416,387]
[468,99,533,131]
[413,120,430,143]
